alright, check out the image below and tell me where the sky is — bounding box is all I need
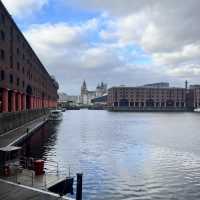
[2,0,200,95]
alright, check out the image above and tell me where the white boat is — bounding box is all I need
[49,110,63,121]
[194,108,200,112]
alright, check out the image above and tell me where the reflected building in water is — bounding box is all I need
[21,122,60,158]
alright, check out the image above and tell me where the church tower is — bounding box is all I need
[81,80,87,95]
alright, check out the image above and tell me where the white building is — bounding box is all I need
[80,81,107,105]
[58,92,79,104]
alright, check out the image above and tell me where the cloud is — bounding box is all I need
[153,44,200,65]
[2,0,48,17]
[23,18,157,93]
[167,64,200,78]
[76,0,200,81]
[69,0,153,16]
[24,19,98,62]
[14,0,200,93]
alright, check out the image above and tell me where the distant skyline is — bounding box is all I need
[2,0,200,95]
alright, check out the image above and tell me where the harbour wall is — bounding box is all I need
[0,109,49,135]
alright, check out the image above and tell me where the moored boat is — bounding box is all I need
[194,108,200,112]
[61,108,66,112]
[49,110,63,121]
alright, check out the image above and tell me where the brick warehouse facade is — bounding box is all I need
[0,1,58,113]
[107,83,200,111]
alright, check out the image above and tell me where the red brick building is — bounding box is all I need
[0,1,58,113]
[190,85,200,108]
[107,83,200,111]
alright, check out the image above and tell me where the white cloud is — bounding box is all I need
[84,0,200,83]
[24,19,99,63]
[167,64,200,78]
[23,19,151,93]
[80,46,124,70]
[15,0,200,92]
[2,0,48,17]
[70,0,153,16]
[153,44,200,66]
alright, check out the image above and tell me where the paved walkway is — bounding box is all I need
[0,115,48,148]
[0,179,73,200]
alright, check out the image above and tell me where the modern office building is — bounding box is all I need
[0,1,58,113]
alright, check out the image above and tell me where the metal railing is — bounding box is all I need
[19,157,73,189]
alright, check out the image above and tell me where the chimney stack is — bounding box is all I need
[185,80,188,89]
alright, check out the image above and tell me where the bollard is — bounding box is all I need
[26,128,29,136]
[76,173,83,200]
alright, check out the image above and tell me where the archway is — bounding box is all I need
[119,99,129,107]
[166,100,174,107]
[114,102,118,107]
[26,85,32,109]
[146,99,154,107]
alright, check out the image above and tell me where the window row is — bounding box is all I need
[0,70,25,86]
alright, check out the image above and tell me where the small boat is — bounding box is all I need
[49,110,63,121]
[61,108,66,112]
[194,108,200,112]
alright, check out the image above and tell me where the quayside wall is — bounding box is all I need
[0,109,49,135]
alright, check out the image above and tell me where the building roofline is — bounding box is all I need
[109,86,187,90]
[0,0,54,84]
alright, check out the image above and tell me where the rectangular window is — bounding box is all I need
[0,49,5,60]
[17,48,20,55]
[9,74,13,84]
[17,62,20,70]
[17,78,20,86]
[0,31,5,40]
[10,56,13,68]
[0,70,5,80]
[0,14,5,25]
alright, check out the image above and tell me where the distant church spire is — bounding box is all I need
[83,80,87,90]
[81,80,87,95]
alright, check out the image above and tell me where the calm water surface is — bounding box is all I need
[23,110,200,200]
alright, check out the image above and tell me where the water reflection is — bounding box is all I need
[21,121,61,159]
[22,110,200,200]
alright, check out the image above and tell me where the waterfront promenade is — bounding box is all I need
[0,179,72,200]
[0,115,48,148]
